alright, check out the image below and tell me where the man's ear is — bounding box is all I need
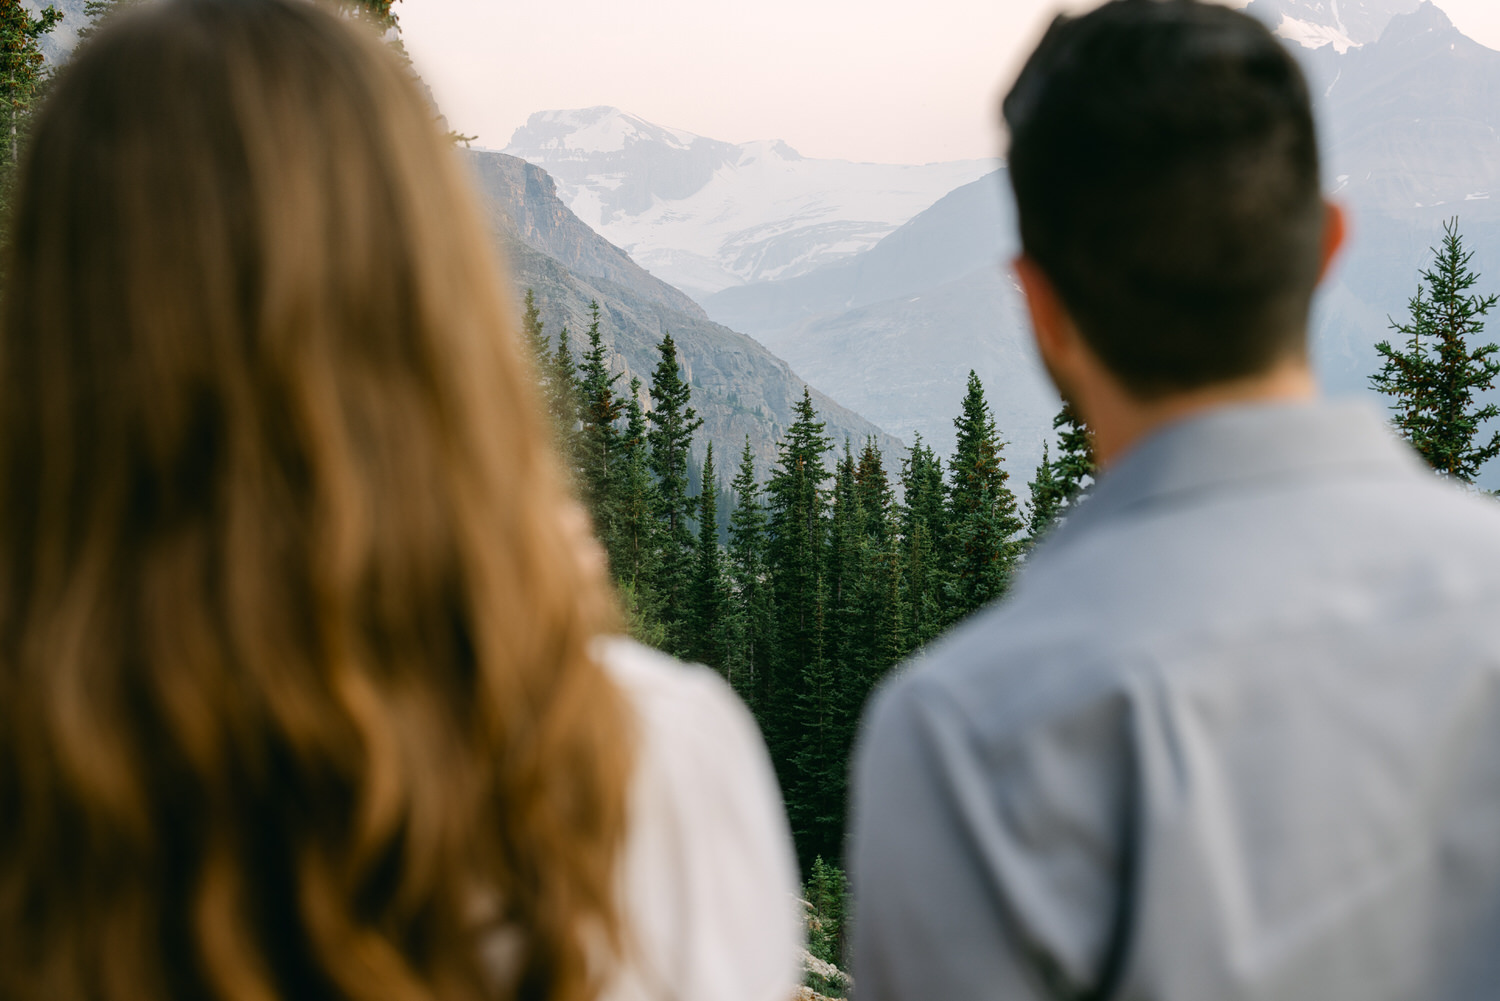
[1318,200,1347,284]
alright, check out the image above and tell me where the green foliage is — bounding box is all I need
[1026,441,1063,540]
[944,371,1023,618]
[576,301,626,562]
[897,434,949,653]
[613,378,658,592]
[1052,400,1096,500]
[803,857,851,997]
[1370,218,1500,483]
[688,443,728,667]
[79,0,135,41]
[1025,401,1096,545]
[647,332,703,655]
[522,289,549,371]
[853,438,903,671]
[725,437,774,715]
[767,390,832,783]
[513,299,1066,873]
[0,0,60,223]
[617,579,666,649]
[546,325,581,471]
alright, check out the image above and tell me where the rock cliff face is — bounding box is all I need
[463,151,905,481]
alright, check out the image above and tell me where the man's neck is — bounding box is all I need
[1088,361,1319,469]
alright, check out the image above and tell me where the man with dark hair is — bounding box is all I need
[849,2,1500,999]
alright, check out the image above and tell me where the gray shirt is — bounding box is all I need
[851,400,1500,1001]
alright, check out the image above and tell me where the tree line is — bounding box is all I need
[524,292,1094,869]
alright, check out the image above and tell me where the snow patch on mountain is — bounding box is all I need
[506,107,994,298]
[510,107,698,155]
[1275,13,1358,52]
[1245,0,1420,50]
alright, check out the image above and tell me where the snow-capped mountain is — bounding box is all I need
[700,0,1500,487]
[503,107,994,298]
[1245,0,1420,52]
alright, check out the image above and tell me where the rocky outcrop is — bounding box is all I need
[466,150,906,481]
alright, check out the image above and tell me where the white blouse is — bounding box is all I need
[597,637,803,1001]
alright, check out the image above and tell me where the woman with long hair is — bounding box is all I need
[0,2,800,999]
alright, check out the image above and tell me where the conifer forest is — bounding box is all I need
[523,292,1097,870]
[525,217,1500,875]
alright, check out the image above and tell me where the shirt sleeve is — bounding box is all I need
[599,638,803,1001]
[849,672,1131,1001]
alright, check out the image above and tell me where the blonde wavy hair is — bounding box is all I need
[0,2,632,1000]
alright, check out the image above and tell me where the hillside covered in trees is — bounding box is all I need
[528,290,1095,870]
[468,151,906,482]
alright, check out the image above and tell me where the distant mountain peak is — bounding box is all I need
[504,108,993,296]
[1378,0,1456,44]
[508,107,708,156]
[1245,0,1423,51]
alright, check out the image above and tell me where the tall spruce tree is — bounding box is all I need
[853,438,902,675]
[726,438,774,715]
[79,0,138,41]
[521,289,549,371]
[1052,401,1096,501]
[547,326,580,472]
[614,378,659,598]
[688,443,727,669]
[575,301,625,563]
[825,442,864,679]
[945,371,1023,619]
[792,442,879,870]
[897,434,948,654]
[1025,402,1096,545]
[647,332,702,655]
[1370,218,1500,483]
[1026,442,1064,541]
[766,389,831,809]
[0,0,59,202]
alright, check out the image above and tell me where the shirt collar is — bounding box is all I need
[1047,398,1427,545]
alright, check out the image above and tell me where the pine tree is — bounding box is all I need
[789,630,842,870]
[575,301,625,563]
[1025,402,1096,546]
[726,437,774,715]
[944,371,1023,619]
[78,0,139,41]
[852,438,902,680]
[647,332,702,655]
[688,443,728,669]
[825,442,864,682]
[614,378,658,594]
[897,434,948,654]
[547,326,580,472]
[794,442,880,870]
[1370,218,1500,483]
[1052,400,1096,502]
[804,856,851,982]
[0,0,60,196]
[766,389,831,812]
[521,289,549,371]
[1026,442,1064,541]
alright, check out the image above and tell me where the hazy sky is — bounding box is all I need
[400,0,1500,165]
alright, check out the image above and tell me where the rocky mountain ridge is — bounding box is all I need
[463,150,906,482]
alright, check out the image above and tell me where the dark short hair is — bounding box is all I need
[1003,0,1324,397]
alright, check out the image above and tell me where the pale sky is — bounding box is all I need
[400,0,1500,165]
